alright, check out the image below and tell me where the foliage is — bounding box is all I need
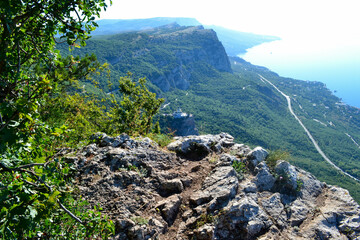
[296,179,304,192]
[147,133,173,147]
[130,216,148,226]
[0,0,110,146]
[0,148,114,239]
[266,150,291,170]
[126,164,148,178]
[232,160,246,180]
[39,92,111,147]
[0,0,118,238]
[232,160,246,174]
[195,213,217,229]
[110,73,164,136]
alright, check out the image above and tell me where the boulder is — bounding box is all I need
[215,196,273,239]
[274,160,298,192]
[156,195,182,225]
[296,167,324,199]
[193,224,214,240]
[167,133,235,158]
[253,162,275,191]
[289,199,309,226]
[160,178,184,196]
[190,166,238,210]
[246,146,268,169]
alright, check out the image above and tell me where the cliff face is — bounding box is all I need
[64,133,360,240]
[148,25,232,91]
[88,25,232,92]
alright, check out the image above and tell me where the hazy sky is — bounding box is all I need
[100,0,360,46]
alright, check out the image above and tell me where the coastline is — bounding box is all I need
[239,40,360,108]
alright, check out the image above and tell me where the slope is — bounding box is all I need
[58,25,360,202]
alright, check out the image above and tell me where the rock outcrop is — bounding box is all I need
[62,133,360,239]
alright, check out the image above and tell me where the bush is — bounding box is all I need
[266,150,290,169]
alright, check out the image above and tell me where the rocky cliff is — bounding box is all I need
[63,133,360,240]
[74,24,232,92]
[148,25,232,91]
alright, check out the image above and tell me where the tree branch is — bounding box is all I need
[1,159,89,228]
[58,200,86,226]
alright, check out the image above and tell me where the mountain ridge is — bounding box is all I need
[93,17,280,56]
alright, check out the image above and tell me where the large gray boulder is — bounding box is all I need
[253,162,275,191]
[190,166,238,210]
[215,196,273,240]
[167,133,235,157]
[246,146,268,169]
[274,160,298,192]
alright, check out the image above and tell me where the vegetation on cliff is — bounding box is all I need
[0,1,163,238]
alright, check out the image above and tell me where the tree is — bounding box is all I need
[111,73,165,136]
[0,0,115,238]
[0,0,110,147]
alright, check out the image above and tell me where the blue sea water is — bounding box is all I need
[240,39,360,108]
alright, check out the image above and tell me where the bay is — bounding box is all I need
[239,39,360,108]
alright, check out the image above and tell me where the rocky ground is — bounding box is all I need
[61,133,360,240]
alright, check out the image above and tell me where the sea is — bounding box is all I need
[239,38,360,108]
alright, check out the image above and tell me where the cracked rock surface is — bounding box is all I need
[62,133,360,239]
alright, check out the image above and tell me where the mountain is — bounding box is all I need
[93,17,202,35]
[59,24,232,92]
[93,17,280,56]
[67,132,360,239]
[59,24,360,203]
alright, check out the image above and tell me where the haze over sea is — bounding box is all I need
[240,38,360,108]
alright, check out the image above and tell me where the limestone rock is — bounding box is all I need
[156,194,182,225]
[253,162,275,191]
[193,224,214,240]
[215,195,273,240]
[246,146,269,169]
[167,133,235,158]
[260,193,288,228]
[274,160,298,192]
[160,178,184,196]
[190,166,238,210]
[70,133,360,240]
[288,199,309,226]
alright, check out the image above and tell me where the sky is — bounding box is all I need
[99,0,360,46]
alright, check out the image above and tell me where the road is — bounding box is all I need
[258,74,360,183]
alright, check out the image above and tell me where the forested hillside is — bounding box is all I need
[58,24,360,202]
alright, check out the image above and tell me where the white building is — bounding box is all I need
[173,108,188,118]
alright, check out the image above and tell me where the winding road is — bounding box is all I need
[258,74,360,183]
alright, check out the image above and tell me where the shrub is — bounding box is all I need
[266,150,290,169]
